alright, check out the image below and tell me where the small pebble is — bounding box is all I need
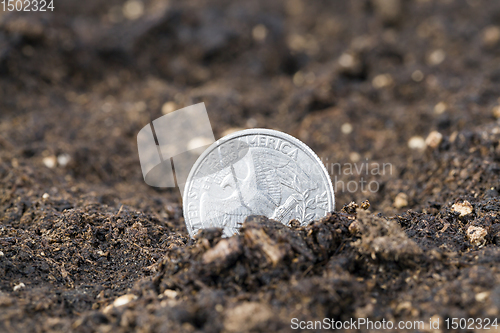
[341,123,353,134]
[425,131,443,149]
[467,225,487,246]
[427,49,446,66]
[102,304,114,314]
[492,105,500,119]
[349,152,361,162]
[475,291,490,302]
[360,200,371,210]
[161,101,177,115]
[411,70,424,82]
[123,0,144,20]
[57,154,71,167]
[452,200,473,217]
[338,53,355,68]
[42,193,50,199]
[293,71,304,86]
[246,118,258,128]
[113,294,137,307]
[449,131,458,143]
[482,26,500,47]
[101,102,113,113]
[42,156,57,169]
[408,136,425,150]
[372,74,393,89]
[373,0,401,24]
[342,201,359,214]
[434,102,447,114]
[202,238,242,265]
[252,24,267,42]
[348,220,361,234]
[394,192,408,208]
[163,289,178,299]
[338,51,365,77]
[13,283,25,291]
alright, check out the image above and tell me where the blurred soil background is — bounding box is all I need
[1,0,500,331]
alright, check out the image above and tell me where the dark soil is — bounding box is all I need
[1,0,500,332]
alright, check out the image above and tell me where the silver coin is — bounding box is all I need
[182,129,335,238]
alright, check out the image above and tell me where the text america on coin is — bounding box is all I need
[183,129,335,238]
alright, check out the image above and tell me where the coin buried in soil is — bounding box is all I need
[183,129,335,238]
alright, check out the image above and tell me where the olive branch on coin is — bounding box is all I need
[290,174,316,222]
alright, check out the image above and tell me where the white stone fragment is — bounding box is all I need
[452,201,473,217]
[13,283,25,291]
[428,49,446,65]
[434,102,447,115]
[42,156,56,168]
[408,136,425,150]
[341,123,353,134]
[113,294,137,307]
[123,0,144,20]
[372,74,393,89]
[163,289,178,299]
[475,291,490,302]
[57,154,71,167]
[161,102,177,115]
[394,192,408,208]
[425,131,443,149]
[467,226,487,246]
